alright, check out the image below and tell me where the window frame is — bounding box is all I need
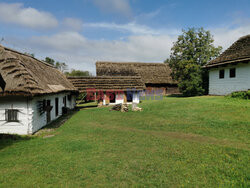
[219,69,225,79]
[5,109,19,122]
[230,68,236,78]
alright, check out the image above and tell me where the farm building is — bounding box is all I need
[205,35,250,95]
[96,62,179,95]
[68,76,145,106]
[0,45,78,135]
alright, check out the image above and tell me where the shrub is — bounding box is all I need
[229,91,250,100]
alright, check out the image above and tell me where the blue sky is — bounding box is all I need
[0,0,249,73]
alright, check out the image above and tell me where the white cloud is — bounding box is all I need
[30,32,87,51]
[83,22,179,35]
[92,0,132,18]
[62,18,83,31]
[4,31,176,73]
[3,20,250,74]
[0,3,58,29]
[83,22,160,35]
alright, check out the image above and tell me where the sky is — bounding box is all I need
[0,0,249,74]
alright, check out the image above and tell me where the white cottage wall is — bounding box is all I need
[30,92,75,134]
[132,92,140,104]
[209,63,250,95]
[115,93,125,104]
[0,97,30,135]
[0,92,76,135]
[101,91,141,106]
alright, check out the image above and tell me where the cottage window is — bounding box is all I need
[230,68,236,78]
[5,109,19,122]
[219,69,224,79]
[55,98,59,116]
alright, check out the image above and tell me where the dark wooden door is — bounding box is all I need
[46,100,51,123]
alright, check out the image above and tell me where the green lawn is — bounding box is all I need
[0,96,249,187]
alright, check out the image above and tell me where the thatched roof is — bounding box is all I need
[67,76,146,92]
[0,45,77,96]
[205,35,250,68]
[96,62,177,85]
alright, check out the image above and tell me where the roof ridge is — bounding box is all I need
[238,34,250,40]
[96,61,165,65]
[205,34,250,67]
[1,45,56,68]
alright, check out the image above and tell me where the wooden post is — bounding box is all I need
[124,92,127,104]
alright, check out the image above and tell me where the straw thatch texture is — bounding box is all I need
[67,76,146,92]
[205,35,250,68]
[0,45,77,96]
[96,62,177,84]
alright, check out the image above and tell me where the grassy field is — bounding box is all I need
[0,96,249,187]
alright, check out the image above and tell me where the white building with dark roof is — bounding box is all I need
[205,35,250,95]
[0,45,78,135]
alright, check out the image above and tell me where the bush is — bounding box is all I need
[229,91,250,100]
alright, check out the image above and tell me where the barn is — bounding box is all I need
[68,76,145,106]
[0,45,78,135]
[205,35,250,95]
[96,62,179,95]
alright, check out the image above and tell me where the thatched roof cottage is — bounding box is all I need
[205,35,250,95]
[0,45,78,135]
[96,62,179,95]
[68,76,145,105]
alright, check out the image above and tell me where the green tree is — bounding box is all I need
[165,28,222,96]
[44,57,68,73]
[65,69,92,77]
[44,57,55,65]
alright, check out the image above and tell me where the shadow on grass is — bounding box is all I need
[42,110,79,130]
[0,134,33,150]
[166,94,185,98]
[76,104,98,110]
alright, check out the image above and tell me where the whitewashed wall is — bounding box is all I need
[0,92,76,135]
[103,91,141,105]
[114,93,125,104]
[132,92,140,104]
[30,92,75,134]
[209,63,250,95]
[0,97,30,135]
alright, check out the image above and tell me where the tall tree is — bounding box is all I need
[165,28,222,96]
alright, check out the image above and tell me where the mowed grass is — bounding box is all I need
[0,96,249,187]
